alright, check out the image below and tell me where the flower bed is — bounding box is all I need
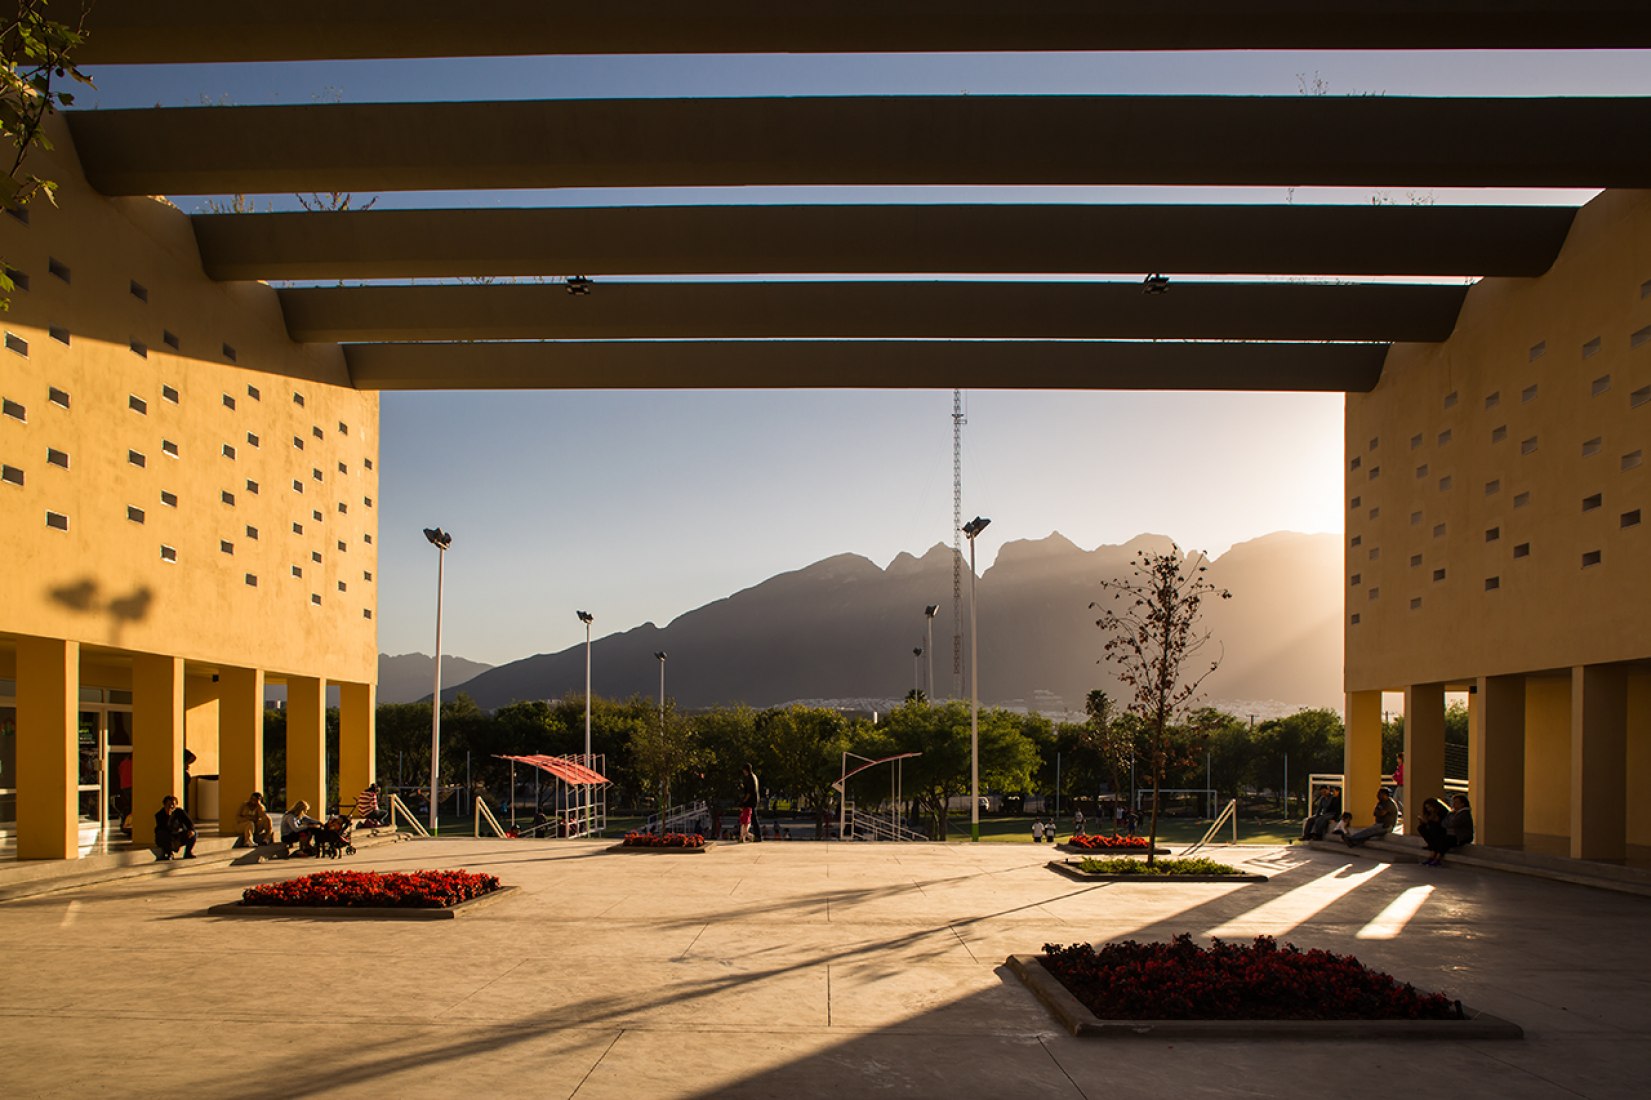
[240,869,501,910]
[1074,856,1244,876]
[1041,934,1463,1021]
[1066,833,1151,851]
[622,832,705,849]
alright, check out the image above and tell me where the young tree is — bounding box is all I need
[1091,546,1230,864]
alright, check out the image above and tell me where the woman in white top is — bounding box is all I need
[280,800,322,856]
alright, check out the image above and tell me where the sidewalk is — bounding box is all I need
[1,839,1646,1098]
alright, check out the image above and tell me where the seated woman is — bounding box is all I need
[154,795,197,861]
[1415,797,1451,861]
[1426,795,1475,866]
[280,800,323,857]
[235,791,275,848]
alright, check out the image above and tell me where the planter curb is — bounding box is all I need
[1047,859,1267,883]
[608,842,713,854]
[206,884,519,920]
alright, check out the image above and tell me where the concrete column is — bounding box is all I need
[131,654,185,848]
[286,676,327,815]
[217,666,264,836]
[1344,690,1383,826]
[15,636,80,860]
[1403,682,1447,813]
[1571,663,1628,862]
[1472,676,1526,847]
[338,681,376,811]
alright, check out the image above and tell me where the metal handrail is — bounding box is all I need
[646,800,707,834]
[474,796,508,838]
[388,792,430,838]
[1181,798,1238,857]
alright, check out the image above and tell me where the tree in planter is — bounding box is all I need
[1091,546,1230,865]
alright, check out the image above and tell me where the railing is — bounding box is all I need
[1181,799,1238,857]
[841,801,928,842]
[646,800,708,835]
[473,796,508,838]
[387,793,430,838]
[1307,772,1470,799]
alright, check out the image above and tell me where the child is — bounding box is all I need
[1327,812,1354,840]
[1031,818,1045,843]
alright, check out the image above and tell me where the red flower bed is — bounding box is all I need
[241,869,501,909]
[1066,833,1151,851]
[622,832,705,848]
[1042,934,1463,1021]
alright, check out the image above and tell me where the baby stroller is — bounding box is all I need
[315,813,356,859]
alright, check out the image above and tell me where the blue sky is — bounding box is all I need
[74,49,1651,667]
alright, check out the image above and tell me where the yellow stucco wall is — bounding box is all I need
[1523,675,1572,842]
[1344,188,1651,690]
[0,120,378,683]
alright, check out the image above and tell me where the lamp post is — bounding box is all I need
[654,651,668,818]
[577,610,594,836]
[912,647,924,699]
[422,526,452,837]
[923,604,939,699]
[962,515,990,842]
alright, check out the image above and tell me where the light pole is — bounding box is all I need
[912,647,924,699]
[577,610,594,836]
[654,651,668,819]
[923,604,938,699]
[422,526,452,836]
[962,515,990,842]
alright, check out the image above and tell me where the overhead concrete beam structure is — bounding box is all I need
[195,205,1575,282]
[70,2,1651,62]
[342,339,1388,392]
[281,281,1466,343]
[69,97,1651,195]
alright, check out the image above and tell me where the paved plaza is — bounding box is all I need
[2,838,1647,1098]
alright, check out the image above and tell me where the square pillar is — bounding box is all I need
[131,654,185,848]
[286,676,327,815]
[1472,676,1526,847]
[338,681,375,811]
[15,637,80,860]
[1344,690,1383,827]
[1571,664,1628,862]
[217,666,264,835]
[1403,682,1447,813]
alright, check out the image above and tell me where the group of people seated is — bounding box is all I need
[149,783,393,861]
[1300,781,1475,865]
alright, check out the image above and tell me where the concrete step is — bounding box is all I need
[1304,835,1651,898]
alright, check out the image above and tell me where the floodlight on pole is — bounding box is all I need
[962,516,991,842]
[923,604,939,700]
[577,610,594,836]
[422,526,452,837]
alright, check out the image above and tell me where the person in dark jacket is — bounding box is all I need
[154,795,196,860]
[1424,795,1475,866]
[739,764,760,843]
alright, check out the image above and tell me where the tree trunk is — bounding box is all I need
[1147,714,1164,867]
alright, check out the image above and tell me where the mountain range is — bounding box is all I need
[413,531,1344,717]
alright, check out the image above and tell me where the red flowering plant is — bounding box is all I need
[1066,833,1151,851]
[1041,934,1463,1021]
[241,869,501,909]
[622,832,705,848]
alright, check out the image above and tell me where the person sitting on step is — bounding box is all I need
[154,795,197,861]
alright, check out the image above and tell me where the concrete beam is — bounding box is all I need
[69,97,1651,195]
[342,339,1388,392]
[280,281,1466,344]
[195,205,1575,281]
[71,2,1651,62]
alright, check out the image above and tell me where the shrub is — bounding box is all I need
[1074,856,1242,875]
[1066,833,1151,851]
[622,831,705,848]
[241,869,500,909]
[1042,934,1463,1020]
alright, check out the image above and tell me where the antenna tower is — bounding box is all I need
[952,389,966,698]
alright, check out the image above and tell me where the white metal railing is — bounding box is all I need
[1307,773,1470,800]
[1181,799,1239,857]
[388,792,430,838]
[473,797,508,838]
[646,800,708,835]
[841,801,928,842]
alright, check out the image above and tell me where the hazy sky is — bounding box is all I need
[77,48,1651,666]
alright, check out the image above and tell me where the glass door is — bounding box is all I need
[77,709,105,852]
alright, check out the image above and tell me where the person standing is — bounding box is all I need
[1031,818,1045,843]
[154,795,197,860]
[1390,753,1405,815]
[738,763,760,843]
[1073,809,1086,836]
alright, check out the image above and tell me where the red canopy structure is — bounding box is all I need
[495,754,609,786]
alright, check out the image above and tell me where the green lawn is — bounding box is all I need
[945,814,1297,846]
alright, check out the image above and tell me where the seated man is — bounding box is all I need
[1425,795,1476,866]
[235,791,275,848]
[1299,785,1340,841]
[352,782,390,826]
[1344,788,1399,847]
[154,795,197,861]
[280,800,323,857]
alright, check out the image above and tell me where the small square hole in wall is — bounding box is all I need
[1433,523,1446,538]
[48,257,69,282]
[291,565,303,578]
[1634,385,1651,409]
[1368,466,1380,480]
[1582,550,1602,568]
[2,397,24,421]
[1351,572,1363,586]
[1632,325,1651,350]
[128,450,146,468]
[1415,463,1428,478]
[364,496,373,508]
[1438,476,1453,492]
[363,533,372,545]
[311,509,323,522]
[47,447,69,468]
[1514,491,1531,508]
[6,206,26,224]
[5,331,28,357]
[220,540,233,555]
[1,464,22,486]
[363,609,373,620]
[1432,568,1446,582]
[1437,429,1452,446]
[5,266,27,291]
[1369,587,1380,600]
[363,458,373,471]
[292,479,304,493]
[1443,391,1458,409]
[245,479,258,494]
[337,539,347,552]
[1485,527,1500,542]
[293,391,306,408]
[127,506,145,524]
[337,580,347,592]
[162,440,178,457]
[292,522,303,535]
[1522,384,1538,403]
[1582,337,1601,359]
[245,574,258,587]
[222,393,236,410]
[311,551,322,564]
[1410,434,1424,450]
[1409,597,1422,610]
[337,502,348,514]
[130,340,147,359]
[1369,547,1381,560]
[246,525,259,539]
[49,325,69,345]
[128,394,147,414]
[1368,506,1380,520]
[312,468,322,481]
[1485,479,1501,495]
[1350,535,1363,547]
[1583,493,1602,511]
[311,593,322,606]
[160,545,177,562]
[163,330,179,351]
[221,443,236,460]
[293,436,304,451]
[312,425,324,440]
[1350,496,1362,510]
[363,570,373,582]
[1350,613,1361,625]
[1591,374,1611,396]
[1409,554,1423,568]
[161,384,178,403]
[246,432,259,447]
[221,490,235,506]
[1520,436,1538,455]
[45,510,68,531]
[1491,425,1507,443]
[338,421,348,435]
[1484,391,1501,410]
[1369,436,1379,451]
[222,343,236,362]
[1583,438,1603,457]
[337,461,348,474]
[246,384,260,401]
[129,280,148,303]
[1528,341,1546,361]
[1485,576,1500,591]
[1623,509,1642,528]
[1409,511,1422,526]
[160,490,177,507]
[1643,279,1651,299]
[1350,456,1361,471]
[48,386,68,407]
[1624,450,1644,470]
[1514,542,1531,558]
